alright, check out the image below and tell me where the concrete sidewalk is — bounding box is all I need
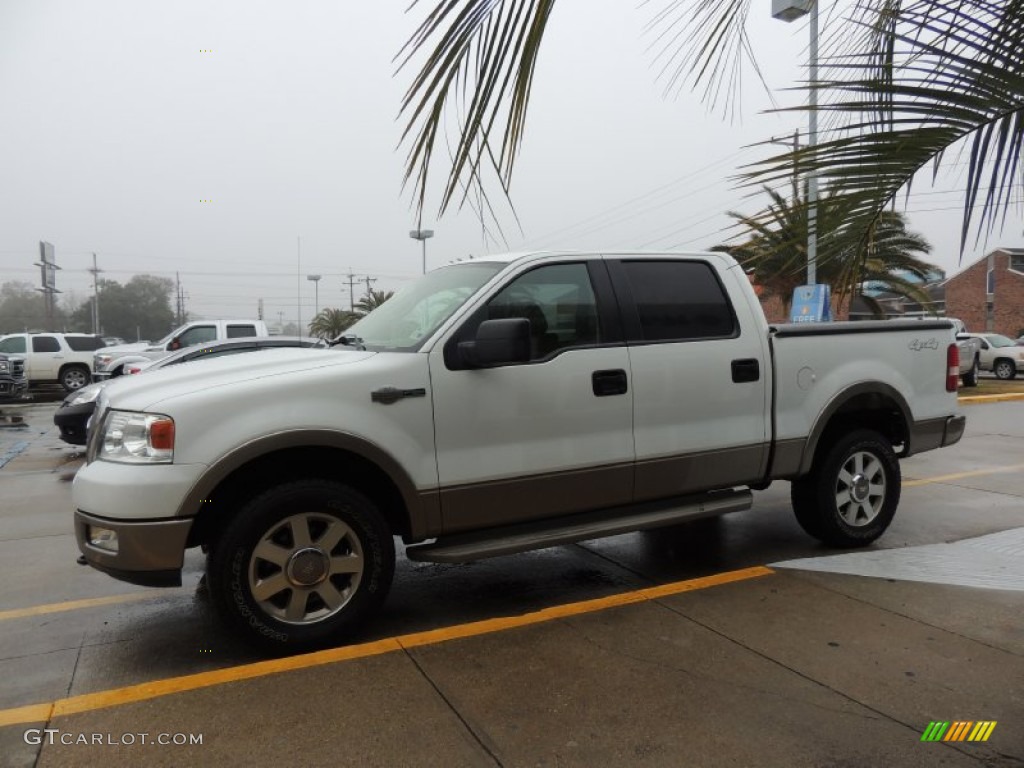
[3,567,1021,768]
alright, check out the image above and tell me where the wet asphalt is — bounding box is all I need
[0,398,1022,767]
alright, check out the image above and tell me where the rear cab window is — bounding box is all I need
[226,325,257,338]
[615,260,738,342]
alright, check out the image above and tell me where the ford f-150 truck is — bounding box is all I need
[73,251,965,650]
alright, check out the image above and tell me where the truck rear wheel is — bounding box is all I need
[207,479,395,651]
[790,429,901,547]
[60,364,90,391]
[994,359,1016,380]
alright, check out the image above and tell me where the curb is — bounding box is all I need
[957,392,1024,405]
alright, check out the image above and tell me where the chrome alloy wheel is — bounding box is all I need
[835,451,886,527]
[248,512,365,625]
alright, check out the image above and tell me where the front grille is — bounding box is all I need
[10,359,24,377]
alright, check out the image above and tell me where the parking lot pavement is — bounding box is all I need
[0,402,1022,767]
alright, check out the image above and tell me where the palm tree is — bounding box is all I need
[308,308,360,339]
[354,289,395,315]
[397,1,1024,258]
[718,188,937,315]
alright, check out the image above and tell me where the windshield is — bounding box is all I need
[345,262,504,351]
[985,334,1016,348]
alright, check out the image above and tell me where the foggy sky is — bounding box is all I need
[1,0,1019,331]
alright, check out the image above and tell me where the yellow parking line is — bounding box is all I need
[0,592,169,622]
[958,393,1024,405]
[0,565,773,727]
[904,464,1024,487]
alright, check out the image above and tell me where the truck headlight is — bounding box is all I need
[99,410,175,463]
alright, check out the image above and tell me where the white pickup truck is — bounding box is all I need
[93,319,270,379]
[73,251,965,650]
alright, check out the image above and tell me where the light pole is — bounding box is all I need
[307,274,322,320]
[409,229,434,274]
[772,0,818,286]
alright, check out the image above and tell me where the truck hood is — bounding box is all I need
[97,342,152,358]
[100,347,375,412]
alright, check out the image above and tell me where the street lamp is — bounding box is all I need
[772,0,818,286]
[306,274,322,319]
[409,229,434,274]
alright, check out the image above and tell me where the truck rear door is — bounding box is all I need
[608,256,771,501]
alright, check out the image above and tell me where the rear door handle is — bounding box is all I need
[592,369,628,397]
[731,358,760,383]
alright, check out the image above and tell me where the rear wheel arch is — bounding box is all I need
[799,384,911,475]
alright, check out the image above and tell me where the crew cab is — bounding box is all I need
[73,251,965,651]
[0,333,105,391]
[93,319,270,379]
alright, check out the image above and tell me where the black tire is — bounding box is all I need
[790,429,901,548]
[994,358,1016,380]
[961,357,979,387]
[207,479,395,651]
[60,365,90,392]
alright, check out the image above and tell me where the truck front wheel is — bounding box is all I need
[790,429,901,547]
[207,479,395,651]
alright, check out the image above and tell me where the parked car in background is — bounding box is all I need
[955,335,983,387]
[56,336,324,445]
[959,332,1024,380]
[102,336,127,346]
[0,353,27,402]
[0,333,106,391]
[93,319,269,379]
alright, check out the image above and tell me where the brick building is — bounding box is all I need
[945,248,1024,336]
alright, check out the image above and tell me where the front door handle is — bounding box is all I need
[731,358,760,383]
[592,369,628,397]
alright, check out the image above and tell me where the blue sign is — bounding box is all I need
[790,284,832,323]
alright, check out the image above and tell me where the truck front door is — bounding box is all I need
[429,260,633,533]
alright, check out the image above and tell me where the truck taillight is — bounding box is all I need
[947,343,959,392]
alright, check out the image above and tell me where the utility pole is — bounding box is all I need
[362,275,377,301]
[175,272,185,326]
[88,253,102,334]
[343,269,358,312]
[258,298,264,320]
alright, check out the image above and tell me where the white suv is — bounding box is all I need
[0,332,105,391]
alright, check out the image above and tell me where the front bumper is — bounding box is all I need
[0,378,28,401]
[75,510,193,587]
[54,401,95,445]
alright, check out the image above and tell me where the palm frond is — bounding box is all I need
[748,0,1024,255]
[397,0,555,218]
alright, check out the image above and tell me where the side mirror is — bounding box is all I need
[168,338,182,351]
[981,341,990,350]
[458,318,531,368]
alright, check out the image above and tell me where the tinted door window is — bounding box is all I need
[467,263,601,361]
[176,325,217,347]
[620,261,736,341]
[226,325,257,338]
[32,336,60,352]
[0,337,26,354]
